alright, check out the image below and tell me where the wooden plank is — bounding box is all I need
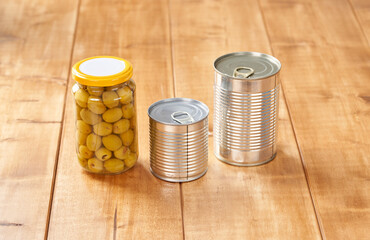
[259,0,370,239]
[169,0,322,239]
[350,0,370,42]
[47,0,183,239]
[0,0,78,239]
[168,0,272,131]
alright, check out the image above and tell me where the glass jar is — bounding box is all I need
[71,56,138,174]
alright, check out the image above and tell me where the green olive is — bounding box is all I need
[102,91,119,108]
[104,158,124,173]
[80,109,102,125]
[86,133,102,151]
[75,104,82,120]
[120,129,134,146]
[130,115,137,129]
[102,108,122,123]
[87,96,106,114]
[113,119,130,134]
[88,158,104,173]
[93,122,113,136]
[128,79,136,91]
[74,88,89,108]
[76,120,92,134]
[114,146,130,160]
[77,153,88,168]
[95,147,112,161]
[76,130,88,145]
[122,103,134,119]
[129,135,138,153]
[105,83,122,92]
[102,134,122,151]
[124,152,137,168]
[79,145,94,159]
[117,86,133,104]
[87,86,104,96]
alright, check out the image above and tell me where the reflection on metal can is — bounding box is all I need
[148,98,209,182]
[213,52,281,166]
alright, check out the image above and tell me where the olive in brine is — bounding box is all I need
[95,147,112,161]
[75,104,82,120]
[130,115,137,129]
[114,146,130,160]
[87,96,106,114]
[120,129,134,147]
[80,109,102,125]
[74,88,89,108]
[88,158,104,173]
[117,86,133,104]
[93,122,113,136]
[79,145,94,159]
[104,158,124,173]
[86,133,102,151]
[102,91,119,108]
[124,152,137,168]
[102,108,122,123]
[87,86,104,97]
[129,136,138,153]
[102,134,122,151]
[105,83,122,92]
[76,120,92,134]
[76,131,88,145]
[122,103,134,119]
[113,119,130,134]
[78,153,88,168]
[128,79,136,91]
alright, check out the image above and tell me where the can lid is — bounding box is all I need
[148,98,209,125]
[72,56,133,87]
[214,52,281,79]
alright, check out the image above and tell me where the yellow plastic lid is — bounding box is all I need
[72,56,133,87]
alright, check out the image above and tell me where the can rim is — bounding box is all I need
[213,51,281,80]
[148,98,209,126]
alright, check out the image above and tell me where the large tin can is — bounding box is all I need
[213,52,281,166]
[148,98,209,182]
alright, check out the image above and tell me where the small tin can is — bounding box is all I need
[213,52,281,166]
[148,98,209,182]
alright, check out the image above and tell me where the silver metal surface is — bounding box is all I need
[213,52,281,166]
[214,51,280,79]
[233,67,254,78]
[149,98,209,182]
[148,98,208,125]
[171,111,194,124]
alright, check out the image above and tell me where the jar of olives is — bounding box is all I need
[71,56,138,174]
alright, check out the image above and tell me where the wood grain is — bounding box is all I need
[350,0,370,42]
[169,0,272,131]
[169,0,322,239]
[47,0,183,239]
[0,0,78,239]
[2,0,368,239]
[260,0,370,238]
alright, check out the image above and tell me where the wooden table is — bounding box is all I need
[0,0,369,239]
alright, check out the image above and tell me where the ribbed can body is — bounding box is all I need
[213,52,281,166]
[149,116,208,182]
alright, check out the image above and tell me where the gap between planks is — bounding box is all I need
[256,0,325,239]
[43,0,82,239]
[38,0,342,239]
[167,0,185,239]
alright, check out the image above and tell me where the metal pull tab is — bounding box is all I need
[233,67,254,78]
[171,111,194,124]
